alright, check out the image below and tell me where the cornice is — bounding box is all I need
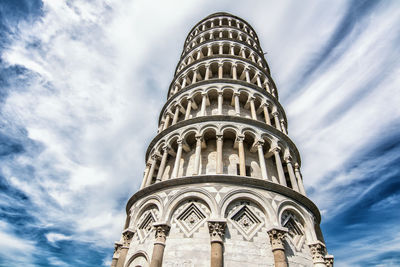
[125,175,320,223]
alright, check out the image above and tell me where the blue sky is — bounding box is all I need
[0,0,399,266]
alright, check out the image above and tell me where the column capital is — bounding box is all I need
[153,223,170,245]
[233,92,240,97]
[256,139,265,147]
[121,228,135,247]
[113,241,123,259]
[272,111,279,117]
[248,96,256,101]
[270,146,281,154]
[294,162,301,170]
[267,227,287,251]
[201,92,208,97]
[177,139,184,145]
[162,145,170,152]
[284,155,293,164]
[236,135,245,142]
[208,219,227,243]
[195,135,203,141]
[325,254,334,267]
[308,241,327,265]
[261,101,270,108]
[217,91,224,96]
[216,134,223,141]
[151,154,160,160]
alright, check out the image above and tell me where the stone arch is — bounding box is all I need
[220,189,275,222]
[125,251,149,267]
[163,188,217,222]
[132,195,163,227]
[277,200,314,242]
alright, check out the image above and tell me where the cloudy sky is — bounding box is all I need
[0,0,399,266]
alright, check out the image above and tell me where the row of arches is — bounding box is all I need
[119,189,322,266]
[161,86,287,135]
[142,124,305,195]
[176,40,268,75]
[130,190,314,240]
[169,59,277,99]
[184,28,261,55]
[185,15,258,47]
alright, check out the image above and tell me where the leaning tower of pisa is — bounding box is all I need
[111,12,334,267]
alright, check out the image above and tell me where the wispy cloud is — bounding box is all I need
[0,0,399,266]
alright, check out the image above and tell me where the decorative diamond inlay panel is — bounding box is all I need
[281,211,305,251]
[175,203,206,237]
[137,210,156,242]
[229,203,264,240]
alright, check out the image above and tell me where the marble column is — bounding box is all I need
[116,228,135,267]
[267,228,288,267]
[217,92,223,115]
[263,103,271,125]
[149,223,170,267]
[216,135,223,174]
[185,99,192,120]
[234,93,240,116]
[256,74,262,87]
[145,155,158,187]
[245,68,250,83]
[193,135,202,175]
[218,63,223,79]
[192,69,198,83]
[171,105,180,125]
[232,64,237,80]
[201,93,207,116]
[156,146,169,182]
[205,64,210,80]
[272,112,282,132]
[271,146,287,186]
[257,141,268,179]
[171,140,183,178]
[162,114,170,131]
[237,135,246,176]
[208,220,226,267]
[249,97,257,120]
[280,119,287,135]
[294,163,307,196]
[285,157,299,192]
[308,242,328,267]
[140,162,151,189]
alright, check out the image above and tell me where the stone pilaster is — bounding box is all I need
[150,223,170,267]
[110,242,122,267]
[208,220,227,267]
[116,228,135,267]
[267,227,288,267]
[308,241,327,267]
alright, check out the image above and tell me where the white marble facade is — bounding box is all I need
[111,12,333,267]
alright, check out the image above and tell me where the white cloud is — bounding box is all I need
[45,232,72,244]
